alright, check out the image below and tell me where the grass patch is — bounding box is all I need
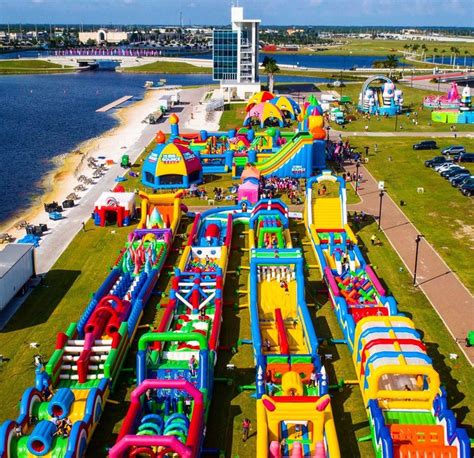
[0,59,75,74]
[332,83,474,133]
[348,136,474,292]
[122,61,211,74]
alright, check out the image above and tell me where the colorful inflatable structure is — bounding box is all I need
[110,202,244,457]
[358,76,403,116]
[248,199,340,457]
[305,172,470,458]
[0,192,183,458]
[238,166,260,204]
[427,84,474,124]
[93,191,136,227]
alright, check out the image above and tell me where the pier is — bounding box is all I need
[96,95,133,113]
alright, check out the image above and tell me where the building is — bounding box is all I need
[78,29,130,45]
[213,6,261,100]
[0,244,35,312]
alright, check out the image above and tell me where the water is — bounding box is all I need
[427,56,473,67]
[0,70,330,225]
[0,49,408,69]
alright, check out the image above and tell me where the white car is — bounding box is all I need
[435,163,458,173]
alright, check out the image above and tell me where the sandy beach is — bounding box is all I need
[0,85,209,273]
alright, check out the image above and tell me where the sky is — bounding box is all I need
[1,0,473,27]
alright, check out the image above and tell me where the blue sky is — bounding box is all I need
[1,0,473,26]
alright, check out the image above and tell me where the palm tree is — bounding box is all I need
[452,47,460,67]
[403,43,410,56]
[261,56,280,94]
[441,49,446,64]
[421,44,428,61]
[433,47,438,63]
[464,50,469,67]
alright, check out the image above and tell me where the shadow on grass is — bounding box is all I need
[1,269,81,333]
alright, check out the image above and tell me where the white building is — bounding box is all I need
[213,6,261,100]
[78,29,130,45]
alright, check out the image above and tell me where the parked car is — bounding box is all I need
[424,156,452,167]
[441,145,465,156]
[459,152,474,163]
[413,140,438,150]
[448,169,470,182]
[460,181,474,196]
[451,175,473,187]
[435,162,458,173]
[441,167,466,178]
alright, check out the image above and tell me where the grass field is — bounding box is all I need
[347,136,474,292]
[121,61,211,74]
[315,39,474,59]
[0,59,75,74]
[332,83,474,133]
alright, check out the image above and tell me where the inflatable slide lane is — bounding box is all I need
[304,173,470,458]
[247,199,340,458]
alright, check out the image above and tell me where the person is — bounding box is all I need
[267,381,275,396]
[309,369,317,387]
[265,370,273,384]
[295,423,302,439]
[280,438,287,455]
[264,339,271,352]
[404,384,411,391]
[199,306,207,321]
[81,221,86,232]
[15,424,22,437]
[184,397,192,415]
[242,418,251,442]
[62,417,72,437]
[370,234,376,246]
[374,143,378,154]
[188,355,196,377]
[280,279,289,294]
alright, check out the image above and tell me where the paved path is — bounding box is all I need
[35,87,207,274]
[330,131,474,138]
[345,162,474,365]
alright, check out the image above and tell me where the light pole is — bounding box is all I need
[378,190,385,230]
[355,160,361,195]
[413,234,424,286]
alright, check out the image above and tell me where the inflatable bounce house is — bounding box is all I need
[238,165,260,204]
[423,81,461,109]
[142,136,203,190]
[93,191,136,227]
[358,75,403,116]
[427,84,474,124]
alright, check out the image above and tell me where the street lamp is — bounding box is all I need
[355,160,361,195]
[413,234,424,286]
[378,189,385,230]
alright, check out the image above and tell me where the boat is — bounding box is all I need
[144,79,167,89]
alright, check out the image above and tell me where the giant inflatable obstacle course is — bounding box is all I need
[0,192,183,458]
[304,171,470,458]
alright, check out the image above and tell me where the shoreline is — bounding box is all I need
[0,88,172,241]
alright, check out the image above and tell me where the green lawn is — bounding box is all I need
[348,137,474,292]
[0,221,134,417]
[0,59,75,74]
[122,61,211,74]
[333,83,474,132]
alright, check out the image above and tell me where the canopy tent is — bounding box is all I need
[241,165,261,181]
[142,142,203,189]
[246,90,274,112]
[269,96,301,119]
[244,102,285,128]
[238,177,260,204]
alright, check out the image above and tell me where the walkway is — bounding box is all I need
[331,131,474,138]
[345,162,474,365]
